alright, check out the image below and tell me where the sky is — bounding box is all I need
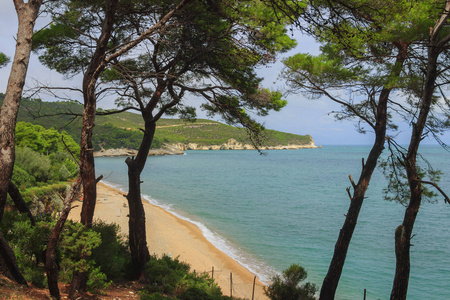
[0,2,447,146]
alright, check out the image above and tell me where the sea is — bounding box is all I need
[95,145,450,300]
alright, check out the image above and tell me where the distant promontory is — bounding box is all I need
[5,95,319,155]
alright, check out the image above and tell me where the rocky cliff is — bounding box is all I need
[94,138,320,157]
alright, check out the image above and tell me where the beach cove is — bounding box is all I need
[69,182,268,300]
[93,147,450,300]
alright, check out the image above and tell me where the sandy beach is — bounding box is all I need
[69,182,268,300]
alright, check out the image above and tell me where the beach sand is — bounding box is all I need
[69,182,269,300]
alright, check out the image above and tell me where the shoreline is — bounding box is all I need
[94,142,321,157]
[69,182,269,300]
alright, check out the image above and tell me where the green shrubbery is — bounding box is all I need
[0,216,130,293]
[139,255,230,300]
[1,218,52,287]
[10,97,313,151]
[91,123,164,151]
[2,211,232,298]
[90,221,132,282]
[264,264,317,300]
[12,122,80,191]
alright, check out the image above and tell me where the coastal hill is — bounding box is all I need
[2,94,318,154]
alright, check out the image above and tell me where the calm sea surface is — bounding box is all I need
[95,145,450,300]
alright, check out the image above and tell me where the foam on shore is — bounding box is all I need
[102,180,275,284]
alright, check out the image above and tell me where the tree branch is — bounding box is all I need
[419,180,450,204]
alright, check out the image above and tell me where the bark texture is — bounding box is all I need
[390,15,445,298]
[0,0,42,285]
[122,80,179,280]
[70,1,118,296]
[47,178,81,300]
[0,0,42,220]
[320,44,408,300]
[125,118,155,281]
[0,232,27,285]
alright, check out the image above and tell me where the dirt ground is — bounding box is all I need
[0,275,142,300]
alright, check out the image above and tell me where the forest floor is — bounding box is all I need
[0,275,142,300]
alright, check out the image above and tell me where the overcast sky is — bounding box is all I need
[0,2,446,146]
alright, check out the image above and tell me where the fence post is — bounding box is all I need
[230,272,233,298]
[364,289,366,300]
[252,276,256,300]
[212,266,214,280]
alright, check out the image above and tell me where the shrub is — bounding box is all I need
[1,216,118,293]
[142,255,226,299]
[15,147,51,182]
[1,219,53,288]
[87,266,111,293]
[264,264,317,300]
[144,255,190,294]
[90,221,131,282]
[11,165,36,189]
[59,221,111,293]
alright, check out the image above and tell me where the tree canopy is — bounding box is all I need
[281,1,450,299]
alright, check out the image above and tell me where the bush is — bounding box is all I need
[144,255,190,294]
[22,183,69,215]
[141,255,225,299]
[87,266,111,293]
[1,218,53,288]
[11,165,36,189]
[1,216,119,293]
[264,264,317,300]
[15,147,51,182]
[59,221,111,293]
[90,221,131,282]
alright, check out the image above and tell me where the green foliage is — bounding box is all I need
[281,0,450,136]
[0,218,52,288]
[10,122,79,200]
[15,147,52,183]
[144,255,190,294]
[32,18,89,76]
[15,122,80,157]
[87,266,111,294]
[264,264,317,300]
[20,182,68,214]
[8,97,313,150]
[90,221,131,282]
[141,255,226,299]
[12,165,37,189]
[379,143,443,205]
[1,216,120,293]
[58,221,111,292]
[33,0,296,149]
[0,52,10,68]
[92,123,148,151]
[60,222,102,273]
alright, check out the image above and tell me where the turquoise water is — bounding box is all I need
[95,146,450,300]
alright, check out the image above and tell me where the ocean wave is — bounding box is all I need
[100,180,275,283]
[141,193,276,283]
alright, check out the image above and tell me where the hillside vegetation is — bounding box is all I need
[1,94,314,150]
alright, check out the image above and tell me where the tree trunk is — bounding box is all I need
[319,124,385,300]
[0,232,27,285]
[390,36,441,300]
[47,178,81,300]
[0,0,42,285]
[8,182,35,226]
[125,117,155,281]
[0,0,42,220]
[320,45,408,300]
[70,1,118,296]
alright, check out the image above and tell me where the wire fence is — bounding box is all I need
[197,266,261,300]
